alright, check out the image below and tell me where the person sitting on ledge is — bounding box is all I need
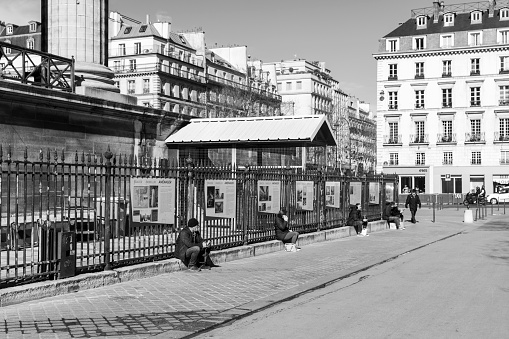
[385,201,403,230]
[347,203,367,236]
[274,208,300,251]
[175,218,212,271]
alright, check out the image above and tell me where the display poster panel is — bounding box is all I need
[325,181,341,208]
[369,182,380,204]
[385,182,395,202]
[349,182,362,205]
[258,180,281,213]
[205,180,236,218]
[130,178,175,224]
[296,181,314,211]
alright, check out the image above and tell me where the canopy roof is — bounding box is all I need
[165,115,337,148]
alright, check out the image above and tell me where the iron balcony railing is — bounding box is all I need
[0,41,75,92]
[113,63,207,84]
[437,133,456,143]
[410,134,429,144]
[383,135,402,145]
[495,132,509,142]
[207,74,281,101]
[110,45,204,67]
[465,132,485,143]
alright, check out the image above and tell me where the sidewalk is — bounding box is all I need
[0,207,501,339]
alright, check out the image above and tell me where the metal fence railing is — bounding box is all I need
[0,146,397,288]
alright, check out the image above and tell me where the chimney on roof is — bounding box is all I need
[433,1,442,23]
[489,0,496,18]
[146,14,150,25]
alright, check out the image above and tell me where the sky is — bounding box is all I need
[0,0,431,108]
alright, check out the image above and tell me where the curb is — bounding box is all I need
[0,222,386,307]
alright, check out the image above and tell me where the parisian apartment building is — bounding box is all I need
[375,0,509,195]
[0,20,42,72]
[262,59,377,173]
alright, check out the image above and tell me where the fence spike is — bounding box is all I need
[0,144,2,162]
[61,148,65,162]
[75,150,79,163]
[7,145,12,162]
[24,146,28,160]
[81,151,85,163]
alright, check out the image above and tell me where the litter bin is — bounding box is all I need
[39,226,76,279]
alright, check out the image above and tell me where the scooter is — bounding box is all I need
[463,192,486,206]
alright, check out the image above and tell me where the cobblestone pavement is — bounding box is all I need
[0,207,501,338]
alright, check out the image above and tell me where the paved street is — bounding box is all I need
[0,206,502,338]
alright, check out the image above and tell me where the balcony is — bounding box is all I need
[470,70,480,76]
[113,63,207,84]
[388,75,398,81]
[414,74,424,79]
[465,132,485,143]
[442,72,452,78]
[383,135,402,145]
[388,104,398,110]
[437,133,456,144]
[495,132,509,142]
[409,134,429,144]
[470,100,481,107]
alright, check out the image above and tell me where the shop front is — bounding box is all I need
[383,166,430,194]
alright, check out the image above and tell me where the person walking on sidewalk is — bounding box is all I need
[405,189,421,224]
[274,208,300,251]
[175,218,211,271]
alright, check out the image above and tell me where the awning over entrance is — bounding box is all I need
[165,115,337,148]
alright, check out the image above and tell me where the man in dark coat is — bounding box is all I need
[405,189,421,224]
[274,208,299,246]
[175,218,211,271]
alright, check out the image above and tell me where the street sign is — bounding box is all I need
[445,174,451,181]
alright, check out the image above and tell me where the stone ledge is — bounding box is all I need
[0,220,388,307]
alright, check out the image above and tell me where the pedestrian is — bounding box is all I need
[384,201,403,230]
[175,218,212,271]
[347,203,364,236]
[405,189,421,224]
[274,208,300,251]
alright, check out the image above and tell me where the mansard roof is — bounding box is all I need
[112,23,193,51]
[385,9,509,38]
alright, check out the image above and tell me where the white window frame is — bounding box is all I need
[129,59,136,71]
[501,118,509,136]
[286,82,292,91]
[441,34,454,48]
[471,151,482,165]
[444,13,454,26]
[501,56,509,72]
[501,8,509,20]
[470,87,481,106]
[388,91,398,110]
[500,86,509,105]
[415,90,425,109]
[118,44,126,56]
[4,40,11,54]
[416,153,426,165]
[415,62,424,77]
[29,22,36,32]
[6,25,13,34]
[501,151,509,164]
[471,58,480,75]
[26,39,34,50]
[443,60,452,76]
[499,29,509,44]
[471,11,482,24]
[442,88,452,108]
[389,153,399,166]
[389,64,398,79]
[414,36,426,50]
[416,16,427,28]
[386,39,399,52]
[443,152,453,165]
[469,31,482,46]
[134,42,141,55]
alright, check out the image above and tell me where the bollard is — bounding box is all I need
[464,209,474,223]
[432,201,435,223]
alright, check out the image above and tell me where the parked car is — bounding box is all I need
[486,187,509,204]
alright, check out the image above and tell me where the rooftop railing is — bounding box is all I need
[0,41,75,92]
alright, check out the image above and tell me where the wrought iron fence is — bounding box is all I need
[0,146,396,288]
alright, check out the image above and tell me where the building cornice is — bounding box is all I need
[374,45,509,60]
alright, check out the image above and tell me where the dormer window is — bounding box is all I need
[414,36,426,50]
[471,11,482,24]
[6,25,13,35]
[469,31,482,46]
[29,22,36,32]
[444,13,455,26]
[386,39,399,52]
[501,8,509,20]
[416,16,427,28]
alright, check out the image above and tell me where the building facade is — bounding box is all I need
[375,0,509,194]
[263,59,376,172]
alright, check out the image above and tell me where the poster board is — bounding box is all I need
[369,182,380,204]
[385,182,395,202]
[205,180,236,218]
[130,178,175,225]
[296,181,314,211]
[325,181,341,208]
[349,182,362,205]
[258,180,281,213]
